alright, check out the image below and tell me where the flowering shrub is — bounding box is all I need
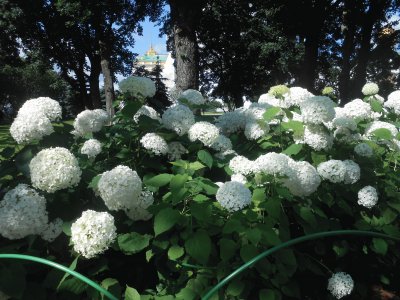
[0,82,400,299]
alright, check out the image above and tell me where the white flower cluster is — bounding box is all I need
[216,181,252,212]
[188,121,219,146]
[244,121,268,140]
[125,190,154,221]
[167,142,188,161]
[384,90,400,115]
[254,152,291,177]
[231,173,247,184]
[354,143,373,157]
[258,93,282,107]
[215,109,246,135]
[98,165,142,211]
[0,184,48,240]
[229,155,254,176]
[304,125,333,151]
[282,160,321,197]
[284,87,313,107]
[179,89,205,105]
[162,104,195,136]
[71,210,117,259]
[340,99,373,120]
[40,218,63,242]
[81,139,102,158]
[361,82,379,96]
[30,147,82,193]
[364,120,398,139]
[119,76,156,98]
[300,96,336,124]
[73,109,108,136]
[317,160,360,184]
[10,97,62,144]
[134,105,161,123]
[357,186,378,209]
[327,272,354,299]
[140,133,169,156]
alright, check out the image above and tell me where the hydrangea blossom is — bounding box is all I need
[258,93,282,107]
[254,152,292,177]
[334,127,361,143]
[341,99,373,120]
[0,184,48,240]
[229,155,254,176]
[343,160,360,184]
[284,87,313,107]
[71,210,117,259]
[125,190,154,221]
[245,103,271,121]
[133,105,161,123]
[179,89,205,105]
[140,133,169,156]
[283,160,321,197]
[304,125,333,151]
[231,173,247,184]
[317,160,347,183]
[30,147,82,193]
[300,96,336,124]
[167,142,188,161]
[384,90,400,115]
[354,143,373,157]
[357,186,378,209]
[215,109,246,135]
[98,165,142,211]
[161,104,195,136]
[188,121,219,146]
[40,218,63,242]
[216,181,252,212]
[119,76,156,98]
[73,109,108,136]
[17,97,62,121]
[210,134,233,152]
[81,139,102,158]
[327,272,354,299]
[364,120,398,139]
[362,82,379,96]
[268,85,289,98]
[244,121,268,140]
[10,112,54,144]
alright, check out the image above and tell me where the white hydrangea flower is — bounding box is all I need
[133,105,161,123]
[327,272,354,299]
[245,103,271,122]
[0,184,48,240]
[30,147,82,193]
[125,190,154,221]
[167,142,188,161]
[161,104,195,136]
[304,125,333,151]
[244,121,268,140]
[81,139,102,158]
[258,93,282,107]
[254,152,292,177]
[17,97,62,121]
[332,117,357,131]
[343,160,360,184]
[384,90,400,115]
[210,134,233,152]
[231,173,247,184]
[216,181,252,212]
[98,165,142,211]
[317,160,347,183]
[373,94,385,104]
[334,127,361,143]
[357,186,378,209]
[354,143,373,157]
[284,87,313,107]
[188,121,219,146]
[342,99,373,120]
[179,89,205,105]
[300,96,336,125]
[119,76,156,98]
[140,133,168,156]
[364,121,398,139]
[215,109,246,135]
[229,155,254,176]
[362,82,379,96]
[40,218,63,242]
[10,112,54,144]
[73,109,108,136]
[282,160,321,197]
[71,210,117,259]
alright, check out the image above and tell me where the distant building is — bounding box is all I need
[135,45,168,71]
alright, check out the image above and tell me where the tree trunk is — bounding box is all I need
[89,56,102,109]
[99,40,115,120]
[169,0,202,93]
[338,0,356,104]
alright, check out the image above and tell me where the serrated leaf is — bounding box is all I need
[184,230,211,264]
[263,107,281,121]
[118,233,151,254]
[197,150,213,168]
[372,128,393,140]
[154,208,181,236]
[370,99,383,112]
[282,144,303,156]
[145,173,173,187]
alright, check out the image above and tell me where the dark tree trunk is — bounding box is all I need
[99,40,115,120]
[169,0,203,93]
[338,0,356,104]
[89,56,102,109]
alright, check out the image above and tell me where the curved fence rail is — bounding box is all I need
[0,254,118,300]
[201,230,400,300]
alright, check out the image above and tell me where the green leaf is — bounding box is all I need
[282,144,303,156]
[259,289,276,300]
[245,228,262,245]
[197,150,213,168]
[190,202,212,222]
[15,146,34,177]
[370,99,383,112]
[311,152,326,165]
[144,173,173,187]
[193,194,209,202]
[219,238,236,261]
[125,285,141,300]
[120,101,142,118]
[263,107,281,121]
[170,174,188,192]
[222,219,243,234]
[372,128,393,140]
[168,245,184,260]
[58,278,86,295]
[240,244,258,262]
[88,174,101,189]
[57,256,78,290]
[281,120,304,136]
[189,161,206,171]
[184,230,211,264]
[154,208,181,236]
[372,238,388,255]
[118,233,151,255]
[227,280,245,296]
